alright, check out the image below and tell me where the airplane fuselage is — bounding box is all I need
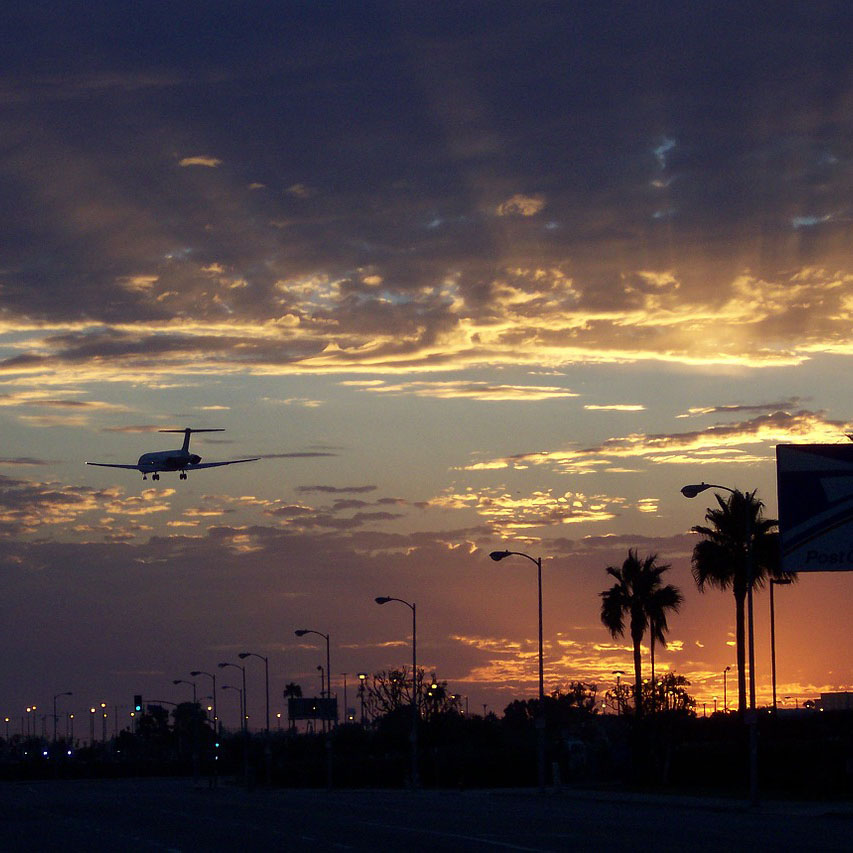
[137,450,202,472]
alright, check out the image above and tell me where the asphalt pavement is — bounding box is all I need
[2,778,851,852]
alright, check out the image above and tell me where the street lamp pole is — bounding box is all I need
[375,596,419,788]
[221,684,243,731]
[295,630,332,725]
[723,665,731,713]
[239,653,270,733]
[682,481,760,806]
[489,549,546,792]
[770,578,793,711]
[357,672,367,725]
[612,671,624,716]
[172,679,197,703]
[190,670,217,733]
[218,662,247,733]
[52,692,72,744]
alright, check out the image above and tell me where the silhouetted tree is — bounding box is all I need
[503,683,598,730]
[603,681,632,716]
[642,672,695,715]
[172,702,210,753]
[137,704,170,741]
[550,681,599,718]
[365,668,460,721]
[600,550,682,718]
[647,582,685,711]
[690,489,782,715]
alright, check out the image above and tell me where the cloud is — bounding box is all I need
[341,380,577,401]
[484,410,852,474]
[495,194,546,217]
[678,399,804,418]
[296,485,377,494]
[178,156,222,168]
[426,487,624,534]
[584,404,646,412]
[285,183,316,198]
[101,424,171,433]
[0,474,119,536]
[258,452,338,460]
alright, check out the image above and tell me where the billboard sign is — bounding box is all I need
[288,696,338,721]
[776,443,853,572]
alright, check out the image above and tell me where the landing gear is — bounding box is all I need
[179,471,187,480]
[152,473,160,481]
[142,474,147,481]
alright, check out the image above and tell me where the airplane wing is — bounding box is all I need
[86,462,143,470]
[189,458,260,469]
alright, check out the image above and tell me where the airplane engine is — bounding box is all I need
[189,454,201,465]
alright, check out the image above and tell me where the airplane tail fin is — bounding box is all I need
[159,427,225,453]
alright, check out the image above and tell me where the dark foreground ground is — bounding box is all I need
[3,778,851,852]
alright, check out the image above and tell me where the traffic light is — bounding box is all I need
[134,695,143,712]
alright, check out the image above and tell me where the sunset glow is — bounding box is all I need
[0,2,851,728]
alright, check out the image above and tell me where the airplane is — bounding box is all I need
[86,428,259,481]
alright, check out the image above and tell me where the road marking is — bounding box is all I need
[359,820,551,852]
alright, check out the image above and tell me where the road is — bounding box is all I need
[3,779,850,851]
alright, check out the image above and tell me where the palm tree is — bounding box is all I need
[648,582,685,712]
[690,489,781,715]
[283,682,302,730]
[600,549,683,718]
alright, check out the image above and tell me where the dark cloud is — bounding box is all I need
[0,3,850,376]
[259,452,338,460]
[683,399,806,417]
[296,485,377,495]
[102,425,167,433]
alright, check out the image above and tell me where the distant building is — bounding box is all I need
[818,692,853,711]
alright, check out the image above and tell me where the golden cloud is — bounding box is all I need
[1,266,853,383]
[495,193,546,217]
[494,410,851,473]
[178,155,222,167]
[344,380,577,401]
[427,487,622,534]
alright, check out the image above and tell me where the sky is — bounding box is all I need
[1,1,852,732]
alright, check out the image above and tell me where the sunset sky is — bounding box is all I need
[1,2,851,731]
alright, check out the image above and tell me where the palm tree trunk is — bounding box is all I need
[734,589,747,715]
[633,636,643,718]
[650,633,656,714]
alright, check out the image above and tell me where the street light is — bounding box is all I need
[723,665,731,713]
[52,692,72,744]
[239,652,270,733]
[770,577,793,711]
[295,630,332,726]
[682,481,759,806]
[375,595,419,788]
[489,549,547,792]
[172,679,197,703]
[25,705,37,739]
[218,662,247,733]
